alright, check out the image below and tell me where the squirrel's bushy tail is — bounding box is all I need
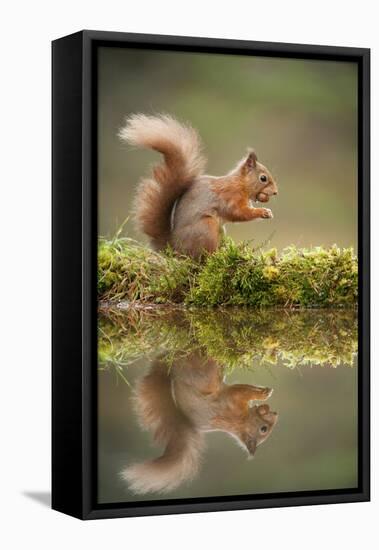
[119,114,205,250]
[121,357,203,494]
[121,425,202,494]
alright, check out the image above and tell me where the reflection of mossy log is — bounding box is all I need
[98,237,357,308]
[98,307,357,370]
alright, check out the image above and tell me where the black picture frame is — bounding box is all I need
[52,30,370,520]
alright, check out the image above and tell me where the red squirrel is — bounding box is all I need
[119,114,278,259]
[122,352,278,494]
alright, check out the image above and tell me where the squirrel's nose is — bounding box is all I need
[273,191,278,195]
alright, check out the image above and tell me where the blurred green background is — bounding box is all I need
[98,47,358,251]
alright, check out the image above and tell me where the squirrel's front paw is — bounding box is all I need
[261,208,273,219]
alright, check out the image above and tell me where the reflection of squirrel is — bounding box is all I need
[119,114,278,258]
[121,353,278,494]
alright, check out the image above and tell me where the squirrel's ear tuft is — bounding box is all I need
[247,437,258,459]
[242,150,257,173]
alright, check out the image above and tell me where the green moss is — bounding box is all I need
[98,237,199,303]
[98,237,357,308]
[98,307,357,372]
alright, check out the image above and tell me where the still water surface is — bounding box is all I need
[98,308,357,504]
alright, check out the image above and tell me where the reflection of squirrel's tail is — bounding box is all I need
[121,424,203,494]
[119,114,205,250]
[121,356,203,494]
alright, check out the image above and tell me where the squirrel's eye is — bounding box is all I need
[259,174,268,183]
[260,425,268,434]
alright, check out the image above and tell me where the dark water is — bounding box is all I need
[97,308,358,504]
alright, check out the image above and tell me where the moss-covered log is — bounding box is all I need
[98,237,357,308]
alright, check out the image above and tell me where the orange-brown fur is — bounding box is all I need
[119,114,278,258]
[121,352,278,495]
